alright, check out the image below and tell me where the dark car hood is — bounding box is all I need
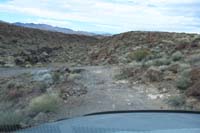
[16,111,200,133]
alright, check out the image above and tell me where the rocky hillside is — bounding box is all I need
[0,22,98,67]
[1,22,200,67]
[1,21,200,130]
[90,31,200,65]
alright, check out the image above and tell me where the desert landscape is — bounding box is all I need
[0,21,200,128]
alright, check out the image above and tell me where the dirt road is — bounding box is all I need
[0,66,167,119]
[60,66,166,117]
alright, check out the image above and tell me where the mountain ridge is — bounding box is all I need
[13,22,111,36]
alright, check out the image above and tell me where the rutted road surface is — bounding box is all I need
[60,66,167,117]
[0,66,167,118]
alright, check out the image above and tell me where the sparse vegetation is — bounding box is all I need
[68,73,81,80]
[52,72,61,83]
[0,111,24,125]
[171,51,183,61]
[167,95,185,107]
[1,22,200,127]
[176,69,192,90]
[128,49,151,62]
[37,82,48,93]
[153,57,171,66]
[29,93,61,113]
[188,54,200,65]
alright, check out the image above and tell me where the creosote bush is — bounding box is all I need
[167,95,185,107]
[0,111,24,125]
[153,58,171,66]
[52,72,61,83]
[171,51,183,61]
[68,73,81,80]
[176,69,192,90]
[29,93,61,113]
[128,49,151,62]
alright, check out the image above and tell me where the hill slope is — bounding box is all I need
[0,22,98,66]
[1,21,200,67]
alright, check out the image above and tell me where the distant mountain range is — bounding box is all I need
[13,22,111,36]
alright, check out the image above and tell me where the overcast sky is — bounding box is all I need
[0,0,199,33]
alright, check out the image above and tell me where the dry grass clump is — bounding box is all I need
[29,93,61,113]
[128,49,151,62]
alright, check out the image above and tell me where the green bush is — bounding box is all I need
[128,49,151,62]
[167,95,185,107]
[52,72,61,83]
[176,69,192,90]
[0,111,23,125]
[188,54,200,65]
[153,58,171,66]
[179,63,191,72]
[37,82,48,93]
[29,93,61,113]
[68,73,81,80]
[114,66,135,80]
[177,37,190,44]
[172,51,183,61]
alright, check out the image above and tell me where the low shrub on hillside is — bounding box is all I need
[68,73,81,80]
[128,49,151,62]
[188,54,200,66]
[0,111,24,125]
[153,58,171,66]
[171,51,183,61]
[167,95,185,107]
[114,65,142,80]
[52,72,61,83]
[176,69,192,90]
[29,93,61,113]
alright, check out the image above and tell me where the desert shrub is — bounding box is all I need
[5,81,17,89]
[143,60,154,68]
[188,54,200,65]
[37,82,48,93]
[114,65,143,80]
[171,51,183,61]
[167,95,185,107]
[179,63,191,72]
[177,37,191,44]
[176,69,192,90]
[52,72,61,83]
[158,65,169,72]
[0,111,23,125]
[68,73,81,80]
[5,81,25,100]
[144,67,162,82]
[115,67,131,80]
[153,58,171,66]
[29,93,61,113]
[6,80,24,89]
[160,40,175,45]
[128,49,151,62]
[129,61,143,67]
